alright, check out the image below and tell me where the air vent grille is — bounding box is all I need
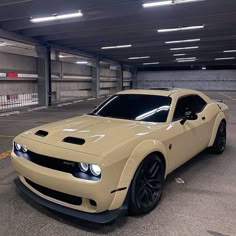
[35,130,48,137]
[63,137,85,145]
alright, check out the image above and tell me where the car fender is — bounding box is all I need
[208,112,226,147]
[109,139,167,210]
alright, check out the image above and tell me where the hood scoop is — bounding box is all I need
[35,130,48,137]
[63,137,85,145]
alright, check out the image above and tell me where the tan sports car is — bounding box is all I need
[11,88,228,223]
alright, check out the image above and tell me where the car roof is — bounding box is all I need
[117,88,198,97]
[117,88,212,103]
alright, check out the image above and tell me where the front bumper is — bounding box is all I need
[11,148,128,213]
[15,177,128,224]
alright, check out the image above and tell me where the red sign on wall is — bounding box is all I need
[7,72,18,77]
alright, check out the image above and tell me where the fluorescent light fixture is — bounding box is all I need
[128,56,150,60]
[177,59,197,62]
[30,11,83,23]
[158,25,204,33]
[59,55,74,58]
[215,57,235,61]
[223,50,236,53]
[173,54,186,56]
[165,38,200,44]
[170,46,199,51]
[76,61,88,64]
[143,0,204,8]
[143,62,160,65]
[143,0,173,7]
[101,44,132,50]
[0,42,12,46]
[176,57,196,61]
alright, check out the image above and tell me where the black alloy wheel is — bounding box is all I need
[129,154,165,215]
[211,121,227,154]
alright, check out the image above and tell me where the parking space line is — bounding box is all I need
[0,135,14,138]
[0,150,11,160]
[218,92,234,100]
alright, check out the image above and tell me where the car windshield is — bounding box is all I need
[90,94,172,122]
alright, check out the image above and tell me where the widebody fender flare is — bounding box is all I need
[109,139,168,210]
[208,112,226,147]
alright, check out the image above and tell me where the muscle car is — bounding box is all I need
[11,88,228,223]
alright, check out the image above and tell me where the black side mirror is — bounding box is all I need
[180,110,198,125]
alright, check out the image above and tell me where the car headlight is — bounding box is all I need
[90,164,101,177]
[79,163,89,172]
[15,143,22,151]
[22,146,28,153]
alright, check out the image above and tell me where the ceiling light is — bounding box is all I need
[143,62,160,65]
[158,25,204,33]
[76,61,88,64]
[170,46,199,51]
[165,39,200,44]
[176,57,196,61]
[143,0,204,8]
[30,11,83,23]
[177,59,197,62]
[215,57,235,61]
[101,45,132,50]
[59,55,74,58]
[0,42,12,46]
[171,46,199,51]
[173,54,186,56]
[223,50,236,53]
[128,56,150,60]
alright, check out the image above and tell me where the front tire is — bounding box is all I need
[129,154,165,215]
[211,121,227,154]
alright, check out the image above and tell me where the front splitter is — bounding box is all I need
[14,177,128,224]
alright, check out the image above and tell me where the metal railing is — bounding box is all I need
[0,93,39,112]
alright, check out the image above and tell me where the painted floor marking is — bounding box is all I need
[0,135,14,138]
[0,111,20,117]
[218,92,234,100]
[0,150,11,160]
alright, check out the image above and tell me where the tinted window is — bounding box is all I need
[90,94,172,122]
[193,95,207,113]
[173,95,207,120]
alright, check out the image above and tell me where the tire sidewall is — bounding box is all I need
[129,154,165,215]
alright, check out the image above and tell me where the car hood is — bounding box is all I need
[20,115,163,156]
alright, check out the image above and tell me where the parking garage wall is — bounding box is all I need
[100,67,119,96]
[51,60,93,102]
[0,52,38,111]
[137,70,236,90]
[0,50,132,110]
[123,70,132,90]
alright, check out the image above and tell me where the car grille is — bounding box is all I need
[25,178,82,206]
[24,150,100,181]
[27,150,78,175]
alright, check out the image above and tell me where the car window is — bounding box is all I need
[193,95,207,113]
[90,94,172,123]
[173,95,207,121]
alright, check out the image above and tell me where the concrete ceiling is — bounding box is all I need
[0,0,236,69]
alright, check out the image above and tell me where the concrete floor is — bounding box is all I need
[0,92,235,236]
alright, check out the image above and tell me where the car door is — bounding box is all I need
[166,95,208,172]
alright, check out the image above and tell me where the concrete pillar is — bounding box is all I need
[91,57,100,98]
[131,68,138,89]
[55,50,62,101]
[36,46,52,106]
[116,64,123,92]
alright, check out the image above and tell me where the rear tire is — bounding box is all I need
[129,154,165,215]
[210,121,227,154]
